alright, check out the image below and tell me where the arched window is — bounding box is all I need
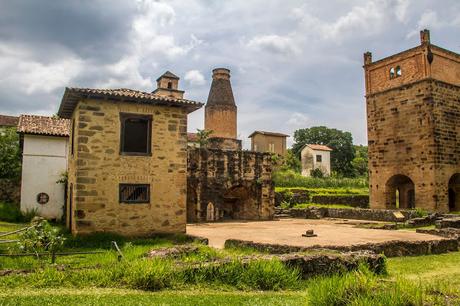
[167,81,173,89]
[389,67,395,79]
[396,66,402,77]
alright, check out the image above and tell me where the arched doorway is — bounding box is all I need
[448,174,460,212]
[385,175,415,209]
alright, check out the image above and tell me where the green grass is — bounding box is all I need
[275,187,369,195]
[1,220,460,305]
[290,203,355,209]
[273,171,368,189]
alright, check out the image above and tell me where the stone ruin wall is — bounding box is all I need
[187,147,275,222]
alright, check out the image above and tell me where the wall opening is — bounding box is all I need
[385,174,415,209]
[448,174,460,212]
[206,202,215,221]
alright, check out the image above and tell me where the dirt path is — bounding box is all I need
[187,218,442,249]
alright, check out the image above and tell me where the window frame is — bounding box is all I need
[119,183,150,204]
[119,113,152,156]
[316,154,322,162]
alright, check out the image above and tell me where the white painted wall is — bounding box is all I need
[301,146,331,177]
[20,135,68,219]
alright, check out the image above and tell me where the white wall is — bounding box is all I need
[20,135,68,219]
[301,147,331,177]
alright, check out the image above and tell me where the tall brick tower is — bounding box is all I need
[364,29,460,212]
[205,68,241,150]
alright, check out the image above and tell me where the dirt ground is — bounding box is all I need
[186,218,442,249]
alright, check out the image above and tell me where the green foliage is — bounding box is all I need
[0,202,37,223]
[308,265,423,306]
[0,127,21,180]
[352,145,368,177]
[274,170,368,189]
[412,208,429,218]
[14,219,65,262]
[55,171,68,185]
[310,168,325,178]
[273,149,301,173]
[196,129,213,147]
[292,126,355,177]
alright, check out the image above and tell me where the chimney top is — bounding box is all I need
[212,68,231,80]
[420,29,430,45]
[363,51,372,65]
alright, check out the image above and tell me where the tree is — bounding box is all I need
[352,145,368,177]
[196,129,213,147]
[292,126,355,177]
[272,149,301,173]
[0,127,21,181]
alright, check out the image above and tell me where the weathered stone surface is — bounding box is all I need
[436,217,460,229]
[225,237,459,257]
[146,245,199,259]
[66,99,189,236]
[187,148,274,222]
[416,228,460,239]
[365,32,460,213]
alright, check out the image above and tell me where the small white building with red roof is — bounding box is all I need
[17,115,70,219]
[300,144,333,177]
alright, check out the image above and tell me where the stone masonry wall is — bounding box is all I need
[187,148,274,222]
[367,79,460,212]
[67,99,188,236]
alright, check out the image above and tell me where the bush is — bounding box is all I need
[273,170,368,189]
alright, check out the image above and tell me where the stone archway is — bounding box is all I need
[385,174,415,209]
[221,185,258,220]
[448,174,460,212]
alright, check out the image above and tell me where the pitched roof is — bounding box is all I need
[305,144,333,151]
[157,71,180,81]
[187,132,199,142]
[248,131,290,138]
[17,115,70,137]
[58,87,203,118]
[0,115,19,127]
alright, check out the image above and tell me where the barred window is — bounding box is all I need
[119,184,150,204]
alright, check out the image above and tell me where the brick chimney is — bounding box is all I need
[420,29,430,45]
[205,68,237,139]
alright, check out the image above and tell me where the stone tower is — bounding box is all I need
[204,68,241,150]
[364,29,460,212]
[152,71,184,99]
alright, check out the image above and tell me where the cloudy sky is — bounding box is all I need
[0,0,459,148]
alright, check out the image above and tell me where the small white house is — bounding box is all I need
[301,144,333,177]
[18,115,70,220]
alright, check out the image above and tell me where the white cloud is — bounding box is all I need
[184,70,205,86]
[247,35,300,56]
[287,112,310,130]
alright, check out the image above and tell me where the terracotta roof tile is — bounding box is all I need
[58,87,203,118]
[17,115,70,137]
[0,115,19,127]
[307,144,333,151]
[248,131,290,138]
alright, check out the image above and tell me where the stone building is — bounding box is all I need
[300,144,332,177]
[58,73,203,235]
[248,131,289,156]
[365,29,460,212]
[187,68,275,222]
[17,115,70,219]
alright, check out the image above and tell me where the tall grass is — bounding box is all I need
[308,265,424,306]
[273,170,368,189]
[0,202,37,223]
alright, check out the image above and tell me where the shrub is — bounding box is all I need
[273,170,368,189]
[0,202,37,222]
[15,218,66,263]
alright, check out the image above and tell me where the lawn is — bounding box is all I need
[1,220,459,305]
